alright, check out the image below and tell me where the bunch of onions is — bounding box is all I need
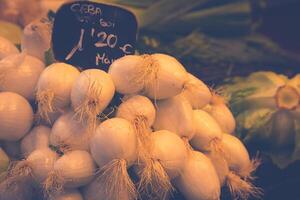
[203,93,236,134]
[138,130,188,200]
[44,150,96,196]
[174,151,221,200]
[71,69,115,128]
[116,95,155,161]
[109,53,188,100]
[181,73,212,109]
[0,92,33,141]
[3,148,57,186]
[0,52,45,100]
[153,94,195,143]
[50,111,95,153]
[20,125,51,157]
[90,118,137,200]
[36,62,80,122]
[0,36,19,60]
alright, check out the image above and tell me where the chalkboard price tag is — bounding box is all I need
[52,1,138,71]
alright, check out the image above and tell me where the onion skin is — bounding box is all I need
[181,73,212,109]
[174,151,221,200]
[50,111,94,152]
[90,118,137,167]
[27,148,58,183]
[108,55,145,95]
[52,150,96,188]
[150,130,188,179]
[0,92,33,141]
[143,53,188,100]
[0,36,19,60]
[190,110,223,152]
[153,94,195,139]
[20,125,51,157]
[0,54,45,100]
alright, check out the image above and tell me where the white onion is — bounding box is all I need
[26,148,58,183]
[109,54,188,99]
[116,95,155,159]
[53,189,83,200]
[44,150,96,195]
[82,178,131,200]
[108,55,145,94]
[20,125,51,157]
[0,36,19,60]
[137,130,188,200]
[50,111,95,152]
[190,109,223,152]
[36,63,80,122]
[153,94,195,140]
[181,73,212,109]
[71,69,115,127]
[222,134,259,178]
[203,94,236,134]
[90,118,137,200]
[0,53,45,100]
[0,92,33,141]
[174,151,220,200]
[21,17,52,61]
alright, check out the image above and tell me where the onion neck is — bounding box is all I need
[275,85,300,110]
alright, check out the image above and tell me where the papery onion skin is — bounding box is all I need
[50,111,94,152]
[150,130,188,179]
[0,54,45,100]
[190,110,223,152]
[20,125,51,157]
[53,150,96,188]
[0,92,33,141]
[143,53,188,100]
[153,94,195,140]
[174,151,221,200]
[0,36,19,60]
[181,73,212,109]
[90,118,137,168]
[27,148,58,183]
[108,55,145,95]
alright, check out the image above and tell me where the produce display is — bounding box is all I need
[220,71,300,169]
[0,16,261,200]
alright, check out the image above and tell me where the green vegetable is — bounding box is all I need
[220,71,300,168]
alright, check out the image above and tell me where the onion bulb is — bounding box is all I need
[82,178,131,200]
[71,69,115,128]
[36,63,80,122]
[203,93,236,134]
[0,92,33,141]
[222,134,260,179]
[53,189,83,200]
[90,118,137,200]
[50,111,95,153]
[181,73,212,109]
[116,95,155,161]
[44,150,96,196]
[138,130,188,200]
[174,151,220,200]
[0,36,19,60]
[109,54,188,100]
[0,53,45,100]
[4,148,57,185]
[206,151,261,199]
[190,110,223,152]
[153,94,195,140]
[20,125,51,157]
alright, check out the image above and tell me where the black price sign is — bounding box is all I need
[52,1,138,70]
